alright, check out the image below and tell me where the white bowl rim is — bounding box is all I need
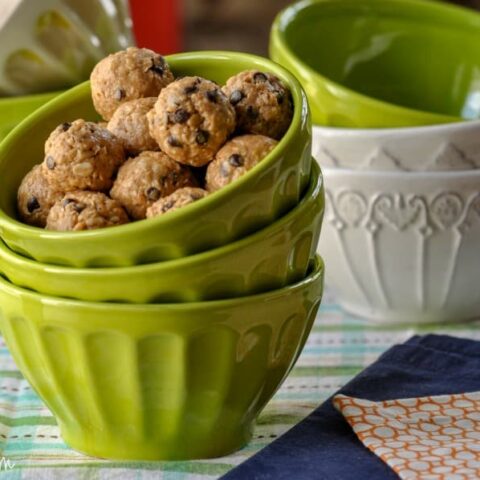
[313,119,480,136]
[321,164,480,178]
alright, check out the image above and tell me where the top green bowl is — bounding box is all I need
[270,0,480,128]
[0,51,311,267]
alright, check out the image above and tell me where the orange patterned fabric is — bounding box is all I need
[334,392,480,479]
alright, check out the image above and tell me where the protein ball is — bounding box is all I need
[147,76,236,167]
[17,165,64,227]
[206,134,278,191]
[90,47,175,120]
[107,97,158,155]
[147,187,208,218]
[222,70,293,139]
[42,119,125,192]
[110,151,198,220]
[46,191,129,231]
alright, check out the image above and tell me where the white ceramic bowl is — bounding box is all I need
[313,121,480,172]
[318,165,480,323]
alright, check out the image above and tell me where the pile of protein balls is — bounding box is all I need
[17,47,293,231]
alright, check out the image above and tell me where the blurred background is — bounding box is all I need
[181,0,479,55]
[0,0,478,98]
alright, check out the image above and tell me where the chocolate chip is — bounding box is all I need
[266,81,278,93]
[229,90,244,105]
[72,203,85,214]
[46,156,56,170]
[246,106,259,119]
[206,89,218,103]
[184,84,198,95]
[161,200,175,212]
[253,72,268,83]
[149,58,165,76]
[276,93,285,105]
[167,135,182,148]
[150,65,164,75]
[114,88,126,101]
[61,122,71,132]
[63,198,84,213]
[146,187,161,201]
[172,109,190,124]
[26,197,40,213]
[195,130,209,145]
[228,154,244,167]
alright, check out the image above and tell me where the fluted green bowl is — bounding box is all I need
[270,0,480,127]
[0,51,311,267]
[0,163,323,303]
[0,256,324,460]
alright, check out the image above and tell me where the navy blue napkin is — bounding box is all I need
[222,334,480,480]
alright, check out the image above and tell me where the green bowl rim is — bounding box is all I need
[0,162,322,275]
[0,89,65,107]
[0,255,324,311]
[0,51,308,238]
[270,0,480,123]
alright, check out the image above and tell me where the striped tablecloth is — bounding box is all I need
[1,290,479,479]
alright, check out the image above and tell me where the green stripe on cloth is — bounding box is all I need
[0,371,24,379]
[0,290,479,479]
[0,416,57,428]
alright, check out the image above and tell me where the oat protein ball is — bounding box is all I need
[91,47,175,120]
[110,151,197,219]
[107,97,158,155]
[206,134,278,191]
[46,191,129,231]
[42,119,125,192]
[17,165,64,227]
[147,187,208,218]
[222,70,293,139]
[148,76,236,167]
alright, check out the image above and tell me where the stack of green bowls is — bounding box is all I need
[0,52,325,460]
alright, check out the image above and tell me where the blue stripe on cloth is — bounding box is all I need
[221,334,480,480]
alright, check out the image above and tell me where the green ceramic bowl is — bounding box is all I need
[0,163,323,303]
[270,0,480,128]
[0,90,63,141]
[0,51,311,267]
[0,256,324,460]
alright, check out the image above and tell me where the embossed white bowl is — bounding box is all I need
[319,166,480,323]
[313,121,480,172]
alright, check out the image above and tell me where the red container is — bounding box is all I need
[129,0,182,54]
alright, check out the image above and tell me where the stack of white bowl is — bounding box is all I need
[271,0,480,323]
[313,122,480,323]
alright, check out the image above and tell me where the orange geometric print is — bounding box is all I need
[333,392,480,480]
